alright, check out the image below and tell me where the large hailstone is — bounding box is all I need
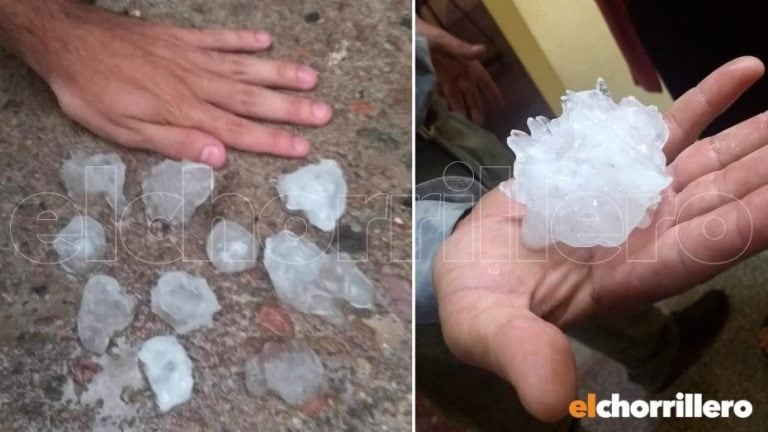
[151,271,220,334]
[142,160,214,226]
[60,152,128,216]
[138,335,193,412]
[276,159,347,231]
[206,219,258,273]
[264,230,375,324]
[505,79,672,248]
[77,275,135,354]
[53,215,106,274]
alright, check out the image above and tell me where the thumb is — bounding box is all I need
[490,316,577,421]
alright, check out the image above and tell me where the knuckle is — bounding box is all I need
[236,86,261,110]
[226,117,249,137]
[275,61,297,81]
[227,56,249,78]
[161,99,188,124]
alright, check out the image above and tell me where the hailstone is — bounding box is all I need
[504,79,671,248]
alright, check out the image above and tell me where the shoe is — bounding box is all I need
[655,290,729,392]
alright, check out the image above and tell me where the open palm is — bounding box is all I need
[433,57,767,421]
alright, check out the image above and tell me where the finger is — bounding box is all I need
[440,301,576,421]
[625,183,768,302]
[472,63,504,108]
[119,121,227,167]
[460,81,484,125]
[189,52,318,89]
[173,28,272,52]
[664,56,764,161]
[188,103,311,157]
[670,111,768,192]
[195,79,332,126]
[441,82,467,119]
[492,317,576,422]
[673,116,768,223]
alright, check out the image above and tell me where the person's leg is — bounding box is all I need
[569,290,729,391]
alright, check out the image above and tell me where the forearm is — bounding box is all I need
[0,0,89,79]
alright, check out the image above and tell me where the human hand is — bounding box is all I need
[2,1,332,167]
[416,17,503,125]
[432,57,766,421]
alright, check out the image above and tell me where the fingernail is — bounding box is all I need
[254,31,271,46]
[312,102,331,120]
[292,136,310,154]
[297,66,317,87]
[200,145,223,166]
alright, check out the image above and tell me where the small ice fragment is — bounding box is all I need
[277,159,347,231]
[244,358,268,397]
[264,230,375,323]
[53,215,106,274]
[137,336,193,412]
[77,275,135,354]
[252,340,327,406]
[506,79,671,248]
[61,152,128,216]
[151,271,220,334]
[141,160,213,226]
[206,219,258,273]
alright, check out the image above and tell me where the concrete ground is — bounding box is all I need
[0,1,412,431]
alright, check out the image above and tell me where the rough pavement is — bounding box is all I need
[0,0,412,430]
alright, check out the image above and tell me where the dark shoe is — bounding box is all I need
[655,290,729,392]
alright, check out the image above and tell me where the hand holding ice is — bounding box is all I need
[277,159,347,231]
[505,79,672,248]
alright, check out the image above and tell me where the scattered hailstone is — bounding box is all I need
[151,271,220,334]
[244,340,327,405]
[206,219,258,273]
[244,357,268,397]
[277,159,347,231]
[77,275,135,354]
[141,160,214,226]
[264,230,375,324]
[138,335,193,412]
[53,215,106,274]
[61,152,128,216]
[504,78,672,248]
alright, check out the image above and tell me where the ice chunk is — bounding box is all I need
[61,152,128,216]
[244,358,268,397]
[77,275,135,354]
[53,215,106,274]
[264,230,375,323]
[277,159,347,231]
[245,341,326,405]
[141,160,214,226]
[506,79,672,248]
[151,271,220,334]
[137,336,193,412]
[206,219,258,273]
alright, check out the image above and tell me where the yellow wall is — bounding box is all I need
[483,0,672,114]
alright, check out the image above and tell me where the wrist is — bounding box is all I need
[0,0,91,81]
